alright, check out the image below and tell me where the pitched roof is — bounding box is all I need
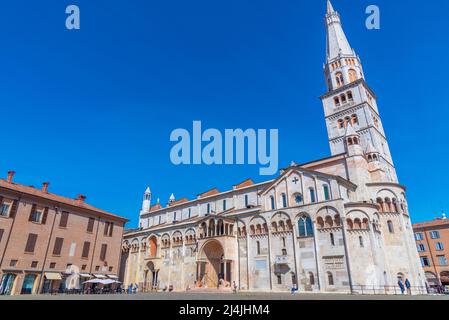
[345,123,358,137]
[0,179,127,222]
[197,188,220,198]
[233,178,254,189]
[149,203,163,212]
[171,198,189,206]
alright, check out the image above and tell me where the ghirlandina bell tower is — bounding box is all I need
[320,0,398,183]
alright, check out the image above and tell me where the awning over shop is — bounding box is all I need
[93,274,107,279]
[44,272,62,280]
[79,273,92,278]
[107,275,118,279]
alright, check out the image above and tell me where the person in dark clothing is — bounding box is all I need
[405,278,411,295]
[398,279,405,294]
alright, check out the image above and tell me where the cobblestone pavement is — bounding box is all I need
[1,292,449,300]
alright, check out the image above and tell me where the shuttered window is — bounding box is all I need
[9,200,18,218]
[41,207,49,225]
[59,211,69,228]
[82,241,90,258]
[87,218,95,233]
[104,222,109,236]
[100,244,107,261]
[0,229,4,243]
[109,223,114,237]
[53,237,64,256]
[25,233,38,253]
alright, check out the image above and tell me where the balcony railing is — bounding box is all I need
[274,255,289,265]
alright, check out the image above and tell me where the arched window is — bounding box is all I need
[256,241,261,255]
[263,223,268,234]
[325,216,333,228]
[351,114,358,125]
[362,218,369,229]
[346,218,353,230]
[309,188,316,203]
[309,272,315,285]
[338,119,344,129]
[271,222,278,232]
[316,217,325,229]
[294,193,303,204]
[335,72,344,87]
[298,216,314,237]
[281,193,287,208]
[330,232,335,246]
[347,91,353,101]
[387,220,394,233]
[340,94,347,104]
[344,116,350,128]
[323,185,330,201]
[334,214,341,226]
[376,198,384,212]
[327,272,334,286]
[270,196,275,210]
[348,69,357,82]
[334,97,340,107]
[354,218,362,229]
[279,220,285,231]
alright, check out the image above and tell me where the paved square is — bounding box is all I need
[1,292,449,300]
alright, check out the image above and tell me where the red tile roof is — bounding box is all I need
[233,178,254,189]
[0,179,127,222]
[170,198,189,206]
[413,218,449,230]
[197,188,220,198]
[149,203,163,212]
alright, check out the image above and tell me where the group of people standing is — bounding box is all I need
[398,278,412,295]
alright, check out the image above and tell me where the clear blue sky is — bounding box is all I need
[1,0,448,227]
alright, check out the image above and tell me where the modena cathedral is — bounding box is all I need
[120,1,425,293]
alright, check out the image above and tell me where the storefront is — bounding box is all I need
[0,273,17,295]
[41,272,62,294]
[20,274,38,294]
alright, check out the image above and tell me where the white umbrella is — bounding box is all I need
[82,279,102,284]
[99,279,115,285]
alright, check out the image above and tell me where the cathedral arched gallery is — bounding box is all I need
[119,1,425,293]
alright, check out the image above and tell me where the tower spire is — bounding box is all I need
[325,0,353,62]
[327,0,334,14]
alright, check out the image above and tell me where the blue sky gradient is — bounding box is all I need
[1,0,448,227]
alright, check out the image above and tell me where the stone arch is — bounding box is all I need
[161,233,170,248]
[147,235,158,258]
[250,216,268,235]
[172,230,183,246]
[271,212,292,232]
[198,239,225,288]
[235,219,247,237]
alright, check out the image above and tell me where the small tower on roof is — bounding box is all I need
[141,186,151,214]
[365,140,380,163]
[168,193,175,206]
[344,124,363,156]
